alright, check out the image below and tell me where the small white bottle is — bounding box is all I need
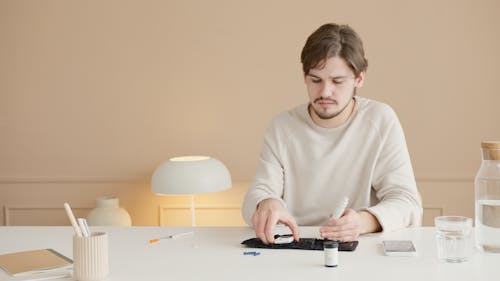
[324,240,339,267]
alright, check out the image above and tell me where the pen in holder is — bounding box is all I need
[73,232,109,281]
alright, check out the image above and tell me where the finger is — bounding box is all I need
[334,213,351,225]
[334,231,359,242]
[251,214,263,243]
[323,222,358,233]
[320,224,357,239]
[329,208,347,220]
[326,210,350,226]
[326,232,357,242]
[281,215,300,241]
[252,212,269,244]
[322,216,351,231]
[264,212,279,244]
[321,226,360,241]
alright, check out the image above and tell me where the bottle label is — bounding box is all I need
[324,248,338,267]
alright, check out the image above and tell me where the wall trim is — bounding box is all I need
[4,204,93,226]
[0,177,148,184]
[422,205,444,215]
[158,204,242,226]
[0,177,473,184]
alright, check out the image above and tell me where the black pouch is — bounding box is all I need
[241,235,358,251]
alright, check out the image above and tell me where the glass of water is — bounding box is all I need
[435,216,473,263]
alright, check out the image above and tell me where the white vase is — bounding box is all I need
[87,196,132,226]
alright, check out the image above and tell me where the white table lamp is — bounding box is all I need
[151,156,232,226]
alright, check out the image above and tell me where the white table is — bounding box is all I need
[0,226,498,281]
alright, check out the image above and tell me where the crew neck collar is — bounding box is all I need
[304,96,361,132]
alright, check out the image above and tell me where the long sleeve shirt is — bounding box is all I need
[242,96,422,232]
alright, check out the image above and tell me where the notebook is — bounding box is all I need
[0,249,72,276]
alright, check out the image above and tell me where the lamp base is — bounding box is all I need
[190,194,196,227]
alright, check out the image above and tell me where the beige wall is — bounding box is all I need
[1,0,499,226]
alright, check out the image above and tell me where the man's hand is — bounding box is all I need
[251,198,300,244]
[319,209,381,241]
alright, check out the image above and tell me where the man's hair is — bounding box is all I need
[300,23,368,77]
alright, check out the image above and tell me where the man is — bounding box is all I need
[241,23,422,244]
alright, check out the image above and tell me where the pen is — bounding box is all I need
[149,231,194,243]
[78,218,91,237]
[331,197,349,220]
[64,203,82,237]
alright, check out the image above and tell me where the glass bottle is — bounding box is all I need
[474,141,500,253]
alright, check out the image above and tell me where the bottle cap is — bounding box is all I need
[324,240,339,248]
[481,141,500,160]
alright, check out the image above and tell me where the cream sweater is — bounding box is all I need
[242,96,423,232]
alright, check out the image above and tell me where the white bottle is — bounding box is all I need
[474,141,500,253]
[87,196,132,226]
[324,240,339,267]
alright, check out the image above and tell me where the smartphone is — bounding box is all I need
[382,240,417,257]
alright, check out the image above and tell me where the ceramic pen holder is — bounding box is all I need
[73,232,109,281]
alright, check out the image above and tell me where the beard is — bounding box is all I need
[311,89,356,120]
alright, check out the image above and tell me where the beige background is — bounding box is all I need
[1,0,499,226]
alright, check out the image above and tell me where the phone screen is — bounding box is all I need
[382,240,417,256]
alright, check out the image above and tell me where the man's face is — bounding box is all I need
[304,56,364,122]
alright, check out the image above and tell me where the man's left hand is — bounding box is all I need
[319,209,381,241]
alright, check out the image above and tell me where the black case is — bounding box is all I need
[241,237,358,251]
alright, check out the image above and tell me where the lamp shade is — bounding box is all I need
[151,156,232,195]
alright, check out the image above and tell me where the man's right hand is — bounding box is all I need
[250,198,300,244]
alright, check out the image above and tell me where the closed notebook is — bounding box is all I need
[0,249,72,276]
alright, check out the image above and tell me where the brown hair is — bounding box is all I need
[300,23,368,77]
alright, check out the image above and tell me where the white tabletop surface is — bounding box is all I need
[0,226,498,281]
